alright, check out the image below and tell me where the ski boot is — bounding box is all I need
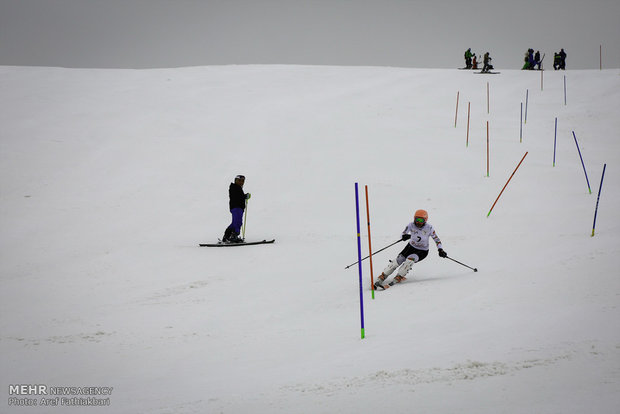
[373,274,387,290]
[227,231,244,243]
[222,227,233,243]
[385,275,407,288]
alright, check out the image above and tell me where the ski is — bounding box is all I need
[475,71,500,74]
[199,239,275,247]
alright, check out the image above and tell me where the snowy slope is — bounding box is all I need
[1,65,619,413]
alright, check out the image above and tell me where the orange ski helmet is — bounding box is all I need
[414,209,428,226]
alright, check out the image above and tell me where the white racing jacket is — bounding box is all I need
[402,222,443,251]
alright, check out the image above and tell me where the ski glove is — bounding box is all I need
[401,234,411,241]
[245,193,251,200]
[438,248,447,258]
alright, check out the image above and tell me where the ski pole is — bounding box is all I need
[241,198,248,240]
[345,239,401,269]
[445,256,478,272]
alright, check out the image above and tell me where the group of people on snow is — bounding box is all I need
[463,48,493,72]
[522,48,566,70]
[463,48,477,69]
[463,47,567,71]
[553,49,567,70]
[522,49,542,70]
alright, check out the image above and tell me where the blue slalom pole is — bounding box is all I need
[520,103,523,142]
[525,89,529,124]
[564,76,567,106]
[592,164,607,236]
[553,117,557,166]
[572,131,592,194]
[354,183,365,339]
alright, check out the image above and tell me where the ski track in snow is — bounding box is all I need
[4,331,113,347]
[137,280,210,305]
[283,342,617,395]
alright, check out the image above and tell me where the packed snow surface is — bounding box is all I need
[1,65,619,413]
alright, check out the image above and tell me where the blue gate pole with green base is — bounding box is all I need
[354,183,365,339]
[553,117,557,167]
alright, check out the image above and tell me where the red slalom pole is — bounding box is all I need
[487,152,528,217]
[364,185,375,299]
[486,121,490,177]
[487,82,490,114]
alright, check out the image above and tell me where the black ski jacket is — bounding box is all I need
[229,183,246,210]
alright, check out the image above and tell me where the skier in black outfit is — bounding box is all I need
[482,52,493,73]
[527,49,535,70]
[554,49,567,70]
[559,49,567,70]
[222,175,251,243]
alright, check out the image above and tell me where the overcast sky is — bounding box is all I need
[1,0,618,70]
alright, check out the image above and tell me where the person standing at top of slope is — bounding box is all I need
[558,48,567,70]
[553,52,561,70]
[374,210,447,290]
[222,175,251,243]
[464,48,473,69]
[527,49,535,70]
[482,52,493,73]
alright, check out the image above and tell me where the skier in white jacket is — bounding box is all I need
[375,209,447,290]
